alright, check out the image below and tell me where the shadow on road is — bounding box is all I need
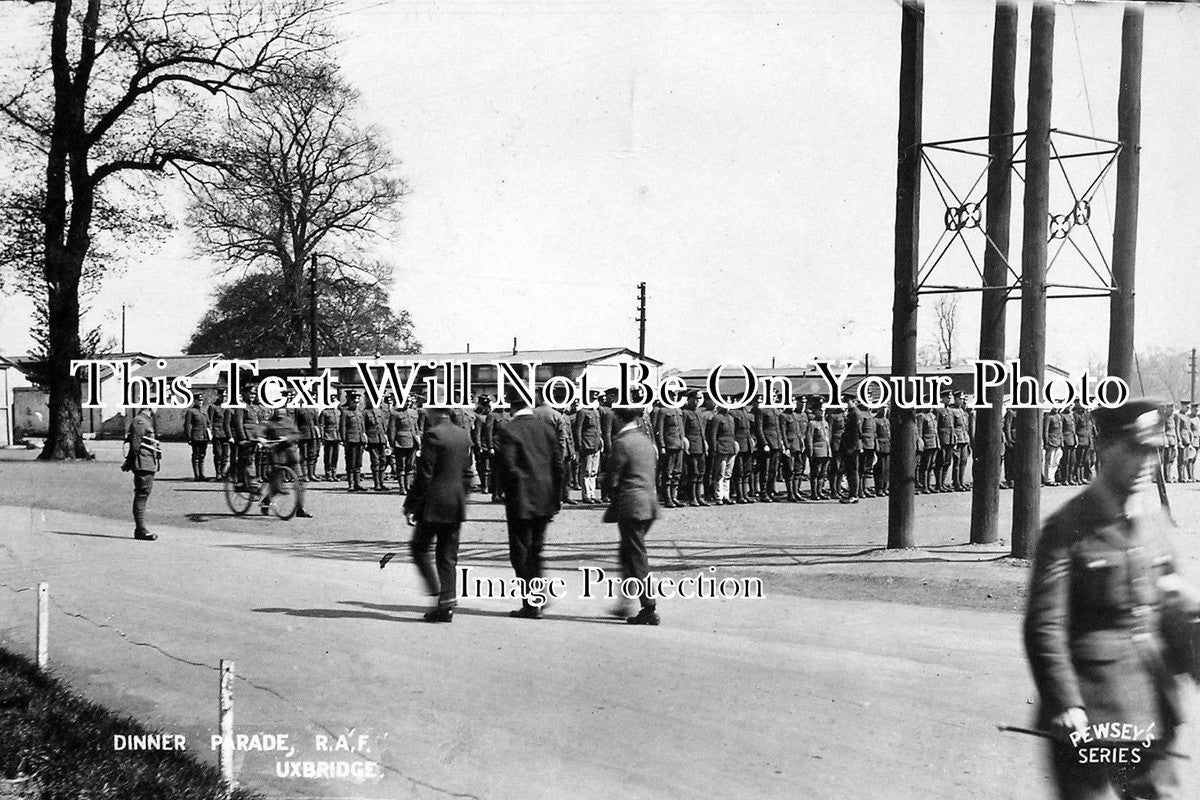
[49,529,134,541]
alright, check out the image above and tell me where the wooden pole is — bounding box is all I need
[888,0,924,550]
[36,582,48,669]
[970,0,1018,546]
[1107,3,1143,385]
[219,660,235,797]
[1011,2,1055,560]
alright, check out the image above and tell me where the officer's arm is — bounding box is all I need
[404,431,437,515]
[1023,518,1085,716]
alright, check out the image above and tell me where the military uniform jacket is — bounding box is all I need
[388,408,418,448]
[806,419,831,458]
[339,408,367,444]
[840,407,863,454]
[681,408,707,455]
[472,411,490,449]
[318,408,341,441]
[598,405,615,452]
[1024,487,1195,732]
[655,406,686,451]
[1177,414,1193,447]
[574,407,603,452]
[207,403,229,439]
[921,411,940,449]
[936,407,955,446]
[123,413,160,473]
[706,410,737,456]
[859,414,876,451]
[1164,413,1179,447]
[1060,411,1077,447]
[1190,417,1200,448]
[828,410,845,452]
[364,408,388,445]
[294,407,319,441]
[245,404,269,440]
[780,411,802,453]
[1074,411,1093,446]
[795,412,811,456]
[183,407,210,442]
[753,406,783,451]
[1042,411,1064,448]
[875,416,891,455]
[225,407,248,442]
[731,408,754,452]
[951,407,970,445]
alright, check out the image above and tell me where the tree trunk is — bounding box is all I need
[39,251,90,460]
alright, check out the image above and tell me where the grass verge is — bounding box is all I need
[0,647,262,800]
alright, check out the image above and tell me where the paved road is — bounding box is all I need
[1,445,1198,798]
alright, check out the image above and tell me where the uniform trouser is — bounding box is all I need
[874,452,890,493]
[663,448,684,488]
[1046,738,1180,800]
[618,518,655,610]
[1003,445,1014,484]
[474,447,491,490]
[809,456,829,497]
[132,470,154,533]
[713,453,735,501]
[506,514,552,605]
[937,444,954,487]
[560,458,573,502]
[211,439,230,477]
[189,441,209,478]
[1177,445,1190,481]
[1058,444,1076,483]
[394,447,415,484]
[1044,446,1063,483]
[344,442,364,473]
[843,451,861,497]
[684,452,706,498]
[300,439,318,475]
[409,520,461,609]
[235,440,256,484]
[323,440,340,475]
[579,450,600,500]
[919,448,937,488]
[1162,445,1177,481]
[756,449,780,495]
[859,449,876,490]
[367,443,386,473]
[1074,444,1091,482]
[734,451,754,498]
[953,442,969,487]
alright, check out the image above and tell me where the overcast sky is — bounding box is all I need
[2,0,1198,374]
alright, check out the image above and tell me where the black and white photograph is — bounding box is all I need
[2,0,1200,797]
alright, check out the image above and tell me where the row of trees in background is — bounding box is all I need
[0,0,418,460]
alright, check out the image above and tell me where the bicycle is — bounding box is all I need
[223,439,303,520]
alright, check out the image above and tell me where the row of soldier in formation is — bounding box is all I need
[1158,399,1200,483]
[176,384,1112,505]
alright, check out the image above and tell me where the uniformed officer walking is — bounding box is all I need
[122,407,160,541]
[1024,398,1200,799]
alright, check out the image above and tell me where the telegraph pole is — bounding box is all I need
[970,0,1018,546]
[1108,3,1144,384]
[637,282,647,359]
[1191,348,1196,404]
[1011,2,1055,561]
[121,303,127,352]
[888,0,923,551]
[309,255,319,375]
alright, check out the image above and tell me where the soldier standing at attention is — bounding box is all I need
[730,403,756,504]
[839,394,863,504]
[919,405,939,493]
[183,393,211,482]
[1024,398,1200,800]
[753,396,783,503]
[319,394,341,482]
[364,398,390,491]
[792,396,811,502]
[598,390,616,503]
[207,388,230,479]
[1058,404,1077,487]
[806,403,831,501]
[388,397,419,494]
[295,401,319,483]
[226,388,251,488]
[706,400,737,505]
[1187,403,1200,482]
[1043,405,1064,486]
[122,407,160,541]
[1003,403,1017,488]
[1175,402,1192,484]
[950,391,971,491]
[340,390,368,492]
[935,392,955,492]
[873,407,890,496]
[827,403,847,499]
[681,391,708,506]
[486,401,508,502]
[574,399,603,504]
[654,398,686,508]
[472,395,493,494]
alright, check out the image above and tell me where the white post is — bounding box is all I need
[219,660,235,797]
[36,582,48,669]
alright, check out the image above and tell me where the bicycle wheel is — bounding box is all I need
[224,474,254,516]
[270,466,300,520]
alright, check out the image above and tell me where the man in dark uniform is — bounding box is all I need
[951,391,971,491]
[827,404,847,498]
[295,401,319,482]
[604,405,661,625]
[1059,405,1078,487]
[839,394,863,504]
[339,391,368,492]
[318,395,341,482]
[388,397,419,493]
[706,399,737,505]
[574,399,603,504]
[404,404,473,623]
[681,391,709,506]
[244,385,270,482]
[936,392,956,492]
[262,397,313,519]
[1003,403,1017,488]
[493,394,564,619]
[207,388,230,479]
[731,403,756,504]
[873,407,891,496]
[182,393,211,481]
[486,402,508,502]
[226,388,252,488]
[806,403,831,501]
[919,405,940,493]
[1072,402,1094,485]
[753,396,783,502]
[1044,405,1065,486]
[654,399,686,507]
[364,397,390,491]
[858,401,877,497]
[1161,402,1179,483]
[699,395,718,503]
[472,395,493,494]
[1024,398,1200,800]
[122,407,160,541]
[598,390,616,503]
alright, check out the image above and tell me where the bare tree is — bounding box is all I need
[934,295,959,368]
[185,60,409,356]
[0,0,331,460]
